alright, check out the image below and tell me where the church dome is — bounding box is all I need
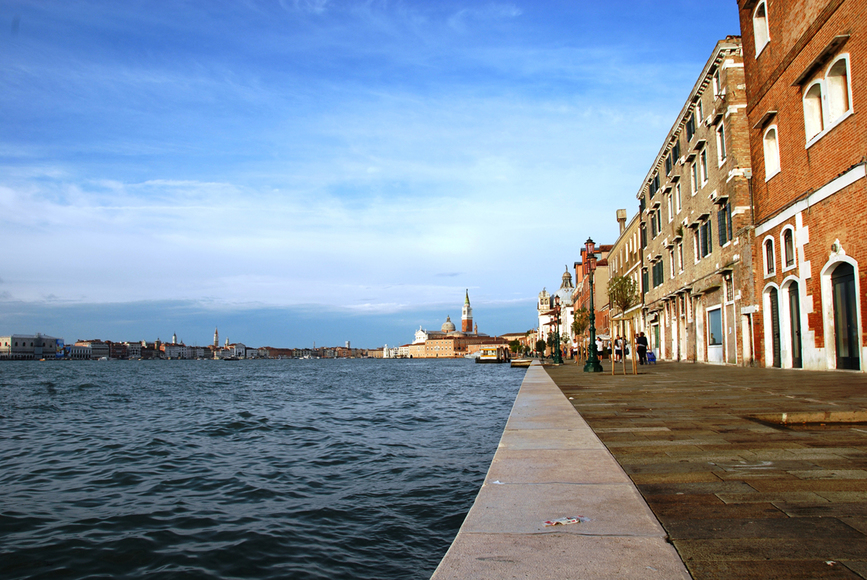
[441,316,456,332]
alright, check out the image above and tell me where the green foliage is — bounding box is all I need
[608,275,639,315]
[571,307,589,336]
[509,339,520,353]
[535,339,547,354]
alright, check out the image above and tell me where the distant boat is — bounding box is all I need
[475,347,508,364]
[98,356,109,361]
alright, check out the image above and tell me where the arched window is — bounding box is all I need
[753,1,770,55]
[782,227,795,269]
[803,82,824,141]
[826,56,851,123]
[765,238,776,276]
[763,125,780,179]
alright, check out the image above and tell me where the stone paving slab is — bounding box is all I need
[430,362,690,580]
[545,360,867,580]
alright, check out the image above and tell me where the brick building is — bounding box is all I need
[637,37,755,365]
[572,243,611,354]
[737,0,866,370]
[607,209,644,343]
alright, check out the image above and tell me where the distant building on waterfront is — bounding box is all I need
[407,291,508,358]
[0,334,64,360]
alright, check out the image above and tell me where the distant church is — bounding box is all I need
[414,290,486,344]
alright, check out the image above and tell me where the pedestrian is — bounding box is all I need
[614,335,623,362]
[595,336,603,358]
[636,332,648,365]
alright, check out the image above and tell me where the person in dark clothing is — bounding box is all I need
[636,332,648,365]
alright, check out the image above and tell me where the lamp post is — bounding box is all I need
[551,299,564,364]
[583,237,604,373]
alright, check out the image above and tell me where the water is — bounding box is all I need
[0,359,524,580]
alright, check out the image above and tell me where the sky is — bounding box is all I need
[0,0,741,348]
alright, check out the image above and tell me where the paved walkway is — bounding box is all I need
[545,360,867,580]
[431,362,690,580]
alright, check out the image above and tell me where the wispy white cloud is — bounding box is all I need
[448,3,522,31]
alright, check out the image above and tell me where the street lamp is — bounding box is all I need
[583,237,604,373]
[551,297,564,364]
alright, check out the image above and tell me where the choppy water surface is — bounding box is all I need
[0,359,523,579]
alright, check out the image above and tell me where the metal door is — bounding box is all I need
[789,282,802,368]
[832,263,860,370]
[770,288,781,368]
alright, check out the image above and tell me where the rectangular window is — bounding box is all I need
[712,68,721,97]
[651,174,660,196]
[700,149,709,184]
[677,242,684,272]
[707,308,722,346]
[667,193,673,222]
[700,220,713,258]
[717,202,733,246]
[669,249,675,278]
[696,98,704,122]
[650,212,658,238]
[675,183,682,213]
[717,123,727,165]
[665,154,672,175]
[691,162,699,194]
[640,225,647,249]
[652,261,664,288]
[672,140,680,161]
[655,209,662,235]
[642,269,648,295]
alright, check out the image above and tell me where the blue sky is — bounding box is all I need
[0,1,740,348]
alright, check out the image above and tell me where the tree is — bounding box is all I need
[535,339,547,358]
[509,339,520,353]
[571,307,589,337]
[607,275,640,374]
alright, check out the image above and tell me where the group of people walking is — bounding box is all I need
[611,332,651,365]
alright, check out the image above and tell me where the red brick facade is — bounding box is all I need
[738,0,867,370]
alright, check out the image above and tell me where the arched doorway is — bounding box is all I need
[832,263,860,370]
[788,282,803,368]
[769,288,781,368]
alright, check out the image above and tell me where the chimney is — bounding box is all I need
[616,209,627,234]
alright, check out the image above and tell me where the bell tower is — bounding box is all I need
[461,289,473,333]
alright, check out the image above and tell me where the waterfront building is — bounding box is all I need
[0,334,64,360]
[75,340,110,360]
[536,268,576,351]
[608,209,644,343]
[573,244,612,353]
[461,290,473,332]
[67,343,91,360]
[737,0,866,370]
[637,37,755,365]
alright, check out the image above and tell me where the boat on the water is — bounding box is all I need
[475,346,508,364]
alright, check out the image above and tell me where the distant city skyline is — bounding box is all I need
[0,1,741,346]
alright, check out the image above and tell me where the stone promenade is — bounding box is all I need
[545,360,867,580]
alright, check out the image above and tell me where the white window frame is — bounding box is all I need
[803,81,825,142]
[781,226,797,271]
[675,183,682,213]
[763,236,776,278]
[667,193,673,222]
[691,161,699,195]
[763,124,781,180]
[716,122,727,166]
[826,55,853,123]
[700,148,709,186]
[753,1,770,57]
[804,54,854,148]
